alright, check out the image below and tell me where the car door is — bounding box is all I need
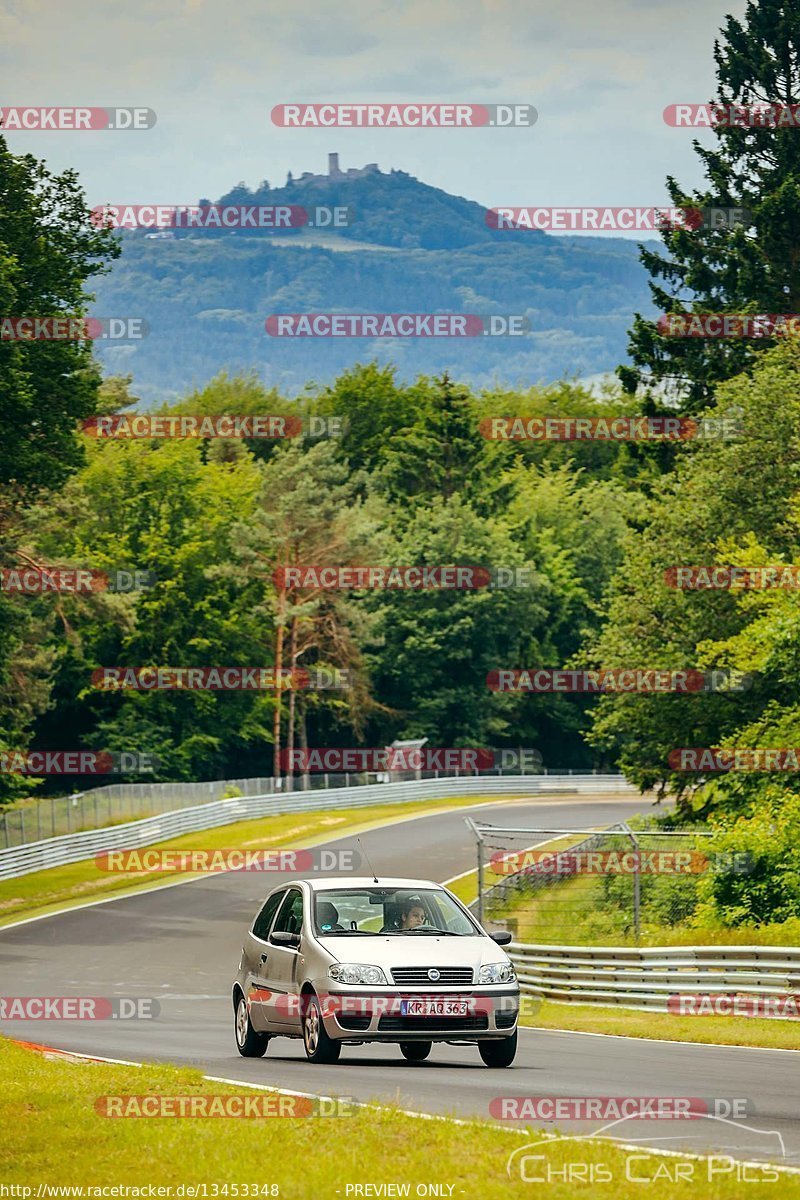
[262,887,305,1032]
[243,887,286,1032]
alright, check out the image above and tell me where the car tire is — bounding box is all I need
[302,992,341,1064]
[400,1042,432,1062]
[478,1030,517,1067]
[234,993,269,1058]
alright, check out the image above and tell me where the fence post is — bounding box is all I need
[465,818,485,929]
[37,801,41,842]
[51,795,55,838]
[623,822,641,943]
[20,807,25,844]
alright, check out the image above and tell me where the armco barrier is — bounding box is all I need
[0,774,634,881]
[510,943,800,1015]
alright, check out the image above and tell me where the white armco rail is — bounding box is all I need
[509,943,800,1016]
[0,774,634,881]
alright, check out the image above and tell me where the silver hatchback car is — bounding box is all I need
[232,876,519,1066]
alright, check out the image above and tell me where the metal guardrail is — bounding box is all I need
[1,763,610,848]
[509,943,800,1015]
[0,774,634,881]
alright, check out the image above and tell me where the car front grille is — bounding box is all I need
[390,966,474,986]
[378,1014,489,1032]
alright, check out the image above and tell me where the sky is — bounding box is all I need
[0,0,748,235]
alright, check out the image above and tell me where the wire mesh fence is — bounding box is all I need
[467,819,739,946]
[0,759,601,848]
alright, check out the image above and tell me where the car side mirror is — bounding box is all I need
[271,930,301,948]
[490,930,513,946]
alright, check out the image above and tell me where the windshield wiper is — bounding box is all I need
[318,928,375,936]
[398,927,457,935]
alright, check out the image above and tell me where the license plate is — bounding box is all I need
[400,999,469,1017]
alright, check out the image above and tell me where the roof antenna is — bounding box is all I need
[356,836,379,883]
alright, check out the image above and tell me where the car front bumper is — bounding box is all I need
[314,985,520,1042]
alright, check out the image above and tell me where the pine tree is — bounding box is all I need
[620,0,800,410]
[378,373,495,503]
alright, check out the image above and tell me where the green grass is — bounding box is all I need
[525,999,800,1051]
[0,794,532,927]
[2,1038,795,1197]
[489,858,800,947]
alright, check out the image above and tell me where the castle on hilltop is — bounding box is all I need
[296,153,381,184]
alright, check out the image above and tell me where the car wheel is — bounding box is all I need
[478,1030,517,1067]
[400,1042,432,1062]
[234,993,269,1058]
[302,992,341,1064]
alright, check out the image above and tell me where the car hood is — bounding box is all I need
[317,934,510,970]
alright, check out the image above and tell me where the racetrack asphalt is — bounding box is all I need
[1,792,798,1167]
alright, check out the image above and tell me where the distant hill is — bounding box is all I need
[91,159,657,402]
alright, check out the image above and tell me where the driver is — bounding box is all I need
[380,894,427,932]
[398,897,429,931]
[400,899,426,930]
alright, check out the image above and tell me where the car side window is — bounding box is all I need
[252,890,286,941]
[272,888,304,938]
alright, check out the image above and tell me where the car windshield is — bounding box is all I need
[313,887,480,937]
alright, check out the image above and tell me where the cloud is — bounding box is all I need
[0,0,747,232]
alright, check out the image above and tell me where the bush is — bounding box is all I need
[693,790,800,927]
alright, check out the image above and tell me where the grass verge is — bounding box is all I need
[525,999,800,1050]
[2,1037,795,1197]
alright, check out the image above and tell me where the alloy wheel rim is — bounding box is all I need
[304,1002,319,1052]
[236,998,248,1045]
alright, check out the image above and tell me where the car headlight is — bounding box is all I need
[328,963,388,985]
[478,962,516,984]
